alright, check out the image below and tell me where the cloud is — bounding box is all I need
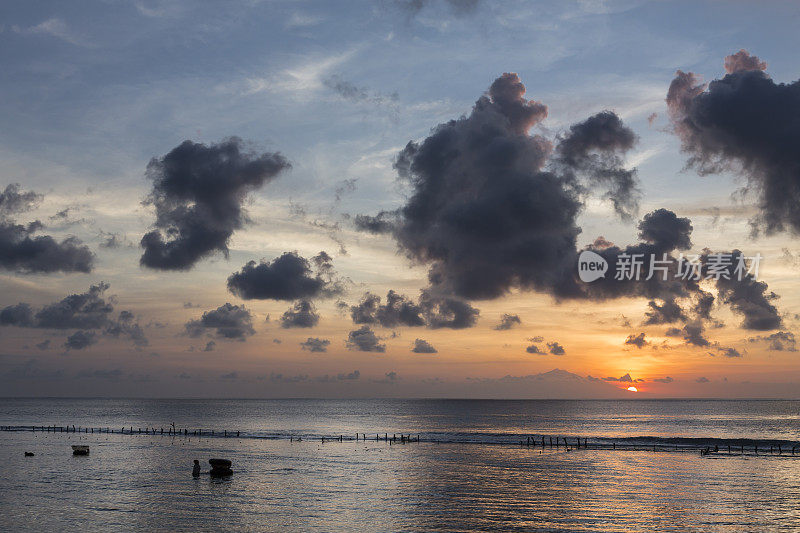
[353,211,397,234]
[13,18,88,46]
[397,0,481,18]
[103,310,149,348]
[0,222,94,274]
[64,330,97,351]
[300,337,330,352]
[202,341,216,352]
[0,184,41,215]
[98,232,122,249]
[269,372,309,383]
[35,282,113,330]
[724,49,768,74]
[748,331,797,352]
[525,344,542,354]
[0,283,148,348]
[420,291,479,329]
[653,376,674,383]
[347,290,480,330]
[411,338,437,353]
[696,376,710,383]
[603,373,633,382]
[0,187,94,276]
[494,313,521,330]
[638,208,693,252]
[362,73,639,301]
[349,290,425,328]
[717,346,742,358]
[710,251,781,330]
[681,321,710,347]
[185,303,255,340]
[667,50,800,236]
[346,326,386,352]
[227,251,342,300]
[546,341,565,355]
[280,300,320,329]
[624,332,648,348]
[35,340,50,351]
[554,111,640,219]
[140,138,290,270]
[323,75,399,112]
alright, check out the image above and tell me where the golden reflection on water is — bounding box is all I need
[5,431,799,531]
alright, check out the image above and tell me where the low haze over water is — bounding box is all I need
[2,399,799,531]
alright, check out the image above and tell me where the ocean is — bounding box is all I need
[1,399,799,531]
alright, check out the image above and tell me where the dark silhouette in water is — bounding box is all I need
[192,459,201,477]
[24,452,34,457]
[209,458,233,477]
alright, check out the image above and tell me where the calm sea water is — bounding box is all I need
[1,399,799,531]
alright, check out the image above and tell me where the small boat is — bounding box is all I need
[72,445,90,456]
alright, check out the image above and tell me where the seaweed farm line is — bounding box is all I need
[3,424,800,457]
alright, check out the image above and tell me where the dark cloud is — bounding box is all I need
[33,283,112,330]
[64,330,97,351]
[185,303,255,340]
[353,211,397,234]
[140,138,290,270]
[362,73,640,301]
[748,331,797,352]
[280,300,320,329]
[0,303,35,327]
[696,376,710,383]
[638,209,692,251]
[718,346,742,358]
[104,310,148,347]
[0,283,148,349]
[349,290,426,328]
[644,298,686,325]
[682,321,710,347]
[547,341,565,355]
[0,184,93,274]
[227,251,342,300]
[653,376,674,383]
[323,75,399,112]
[411,338,437,353]
[346,326,386,352]
[300,337,330,353]
[202,341,216,352]
[667,51,800,235]
[0,184,41,215]
[35,339,50,350]
[420,292,479,329]
[525,344,542,354]
[707,250,781,330]
[554,111,640,219]
[624,332,648,349]
[0,221,94,274]
[494,313,521,330]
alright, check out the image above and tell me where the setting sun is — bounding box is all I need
[627,386,639,392]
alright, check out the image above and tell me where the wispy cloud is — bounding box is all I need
[13,18,90,47]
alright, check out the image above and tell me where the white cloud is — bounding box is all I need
[13,18,89,47]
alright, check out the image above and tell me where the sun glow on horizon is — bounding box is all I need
[627,386,639,392]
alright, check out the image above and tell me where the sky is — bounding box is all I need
[1,0,800,398]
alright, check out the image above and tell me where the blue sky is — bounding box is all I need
[1,1,800,397]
